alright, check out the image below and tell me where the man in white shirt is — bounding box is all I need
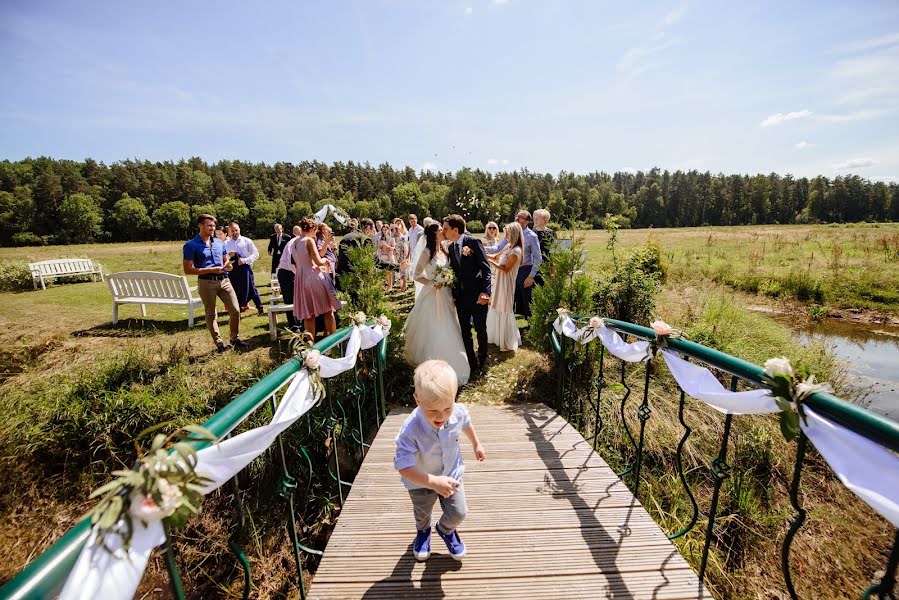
[276,234,301,330]
[407,214,424,252]
[225,222,264,316]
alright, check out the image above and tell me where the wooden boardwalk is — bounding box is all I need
[309,403,712,599]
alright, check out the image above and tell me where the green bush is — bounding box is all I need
[9,232,46,247]
[527,237,593,350]
[0,261,34,292]
[780,270,824,303]
[337,243,388,321]
[466,220,485,233]
[592,243,664,325]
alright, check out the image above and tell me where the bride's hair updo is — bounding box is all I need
[424,223,440,259]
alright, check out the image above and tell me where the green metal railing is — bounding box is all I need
[552,318,899,599]
[1,325,389,600]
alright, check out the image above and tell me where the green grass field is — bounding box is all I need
[574,223,899,315]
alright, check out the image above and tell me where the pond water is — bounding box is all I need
[789,319,899,421]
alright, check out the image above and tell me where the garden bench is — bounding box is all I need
[29,258,104,290]
[267,303,295,341]
[107,271,203,327]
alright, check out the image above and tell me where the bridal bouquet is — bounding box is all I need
[433,265,455,289]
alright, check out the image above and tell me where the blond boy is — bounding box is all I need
[394,360,486,561]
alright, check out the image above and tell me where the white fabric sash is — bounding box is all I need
[60,323,388,600]
[660,350,780,415]
[801,407,899,528]
[313,204,348,225]
[553,315,650,362]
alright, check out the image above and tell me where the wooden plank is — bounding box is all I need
[309,403,712,599]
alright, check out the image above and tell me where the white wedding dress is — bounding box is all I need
[404,248,471,385]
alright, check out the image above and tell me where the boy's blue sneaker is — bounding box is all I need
[436,525,466,560]
[412,528,431,561]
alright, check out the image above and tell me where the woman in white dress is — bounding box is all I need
[486,222,523,352]
[403,223,471,385]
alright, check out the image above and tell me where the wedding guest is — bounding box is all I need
[291,218,340,338]
[375,220,384,245]
[483,221,500,247]
[292,224,301,237]
[393,218,410,292]
[379,224,397,289]
[533,209,556,272]
[407,214,424,255]
[214,226,228,242]
[225,222,265,316]
[267,223,292,276]
[488,210,541,318]
[316,223,337,280]
[486,222,523,352]
[182,214,244,352]
[276,233,301,330]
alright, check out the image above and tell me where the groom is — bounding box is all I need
[443,214,492,375]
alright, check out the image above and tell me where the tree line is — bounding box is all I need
[0,157,896,245]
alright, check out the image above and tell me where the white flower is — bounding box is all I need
[462,246,472,256]
[157,478,183,514]
[352,311,367,325]
[304,349,321,370]
[556,308,570,318]
[378,315,390,328]
[764,357,794,378]
[651,320,673,337]
[589,316,604,329]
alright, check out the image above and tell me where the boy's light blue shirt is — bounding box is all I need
[394,403,471,490]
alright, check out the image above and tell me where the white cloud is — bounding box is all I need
[818,108,889,122]
[795,141,816,150]
[869,175,898,183]
[836,32,899,54]
[463,6,473,16]
[760,109,813,127]
[501,159,510,165]
[663,5,688,26]
[487,158,499,165]
[422,161,439,172]
[493,0,510,4]
[617,40,678,74]
[834,157,878,170]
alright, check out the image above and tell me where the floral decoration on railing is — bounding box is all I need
[87,424,218,553]
[649,319,683,352]
[762,356,833,441]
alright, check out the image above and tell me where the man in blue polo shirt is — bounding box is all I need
[182,214,247,352]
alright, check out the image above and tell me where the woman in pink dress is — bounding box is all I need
[292,218,341,337]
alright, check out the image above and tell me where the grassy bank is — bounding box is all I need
[576,223,899,317]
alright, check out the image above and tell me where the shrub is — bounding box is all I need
[0,261,34,292]
[9,232,46,247]
[336,244,388,321]
[153,201,192,240]
[466,220,485,233]
[592,243,664,325]
[780,270,824,303]
[527,237,593,351]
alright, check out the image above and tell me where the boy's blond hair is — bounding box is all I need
[414,360,458,405]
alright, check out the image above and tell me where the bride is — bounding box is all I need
[403,223,471,385]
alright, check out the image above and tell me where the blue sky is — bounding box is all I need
[1,1,898,181]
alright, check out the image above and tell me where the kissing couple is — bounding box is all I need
[403,214,491,385]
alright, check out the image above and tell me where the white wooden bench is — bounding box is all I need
[267,303,295,341]
[107,271,204,327]
[270,273,283,304]
[29,258,104,290]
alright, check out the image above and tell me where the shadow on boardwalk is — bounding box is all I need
[360,544,462,599]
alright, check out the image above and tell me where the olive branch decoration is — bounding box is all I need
[87,423,218,553]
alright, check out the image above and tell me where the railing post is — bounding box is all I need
[698,376,737,584]
[556,335,566,413]
[632,357,653,498]
[782,432,808,600]
[162,520,186,600]
[669,355,699,540]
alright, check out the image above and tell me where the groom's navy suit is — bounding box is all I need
[448,234,492,372]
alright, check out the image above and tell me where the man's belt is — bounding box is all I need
[198,274,228,281]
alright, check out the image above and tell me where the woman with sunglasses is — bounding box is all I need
[483,221,500,248]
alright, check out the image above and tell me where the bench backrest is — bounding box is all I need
[107,271,192,300]
[30,258,96,275]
